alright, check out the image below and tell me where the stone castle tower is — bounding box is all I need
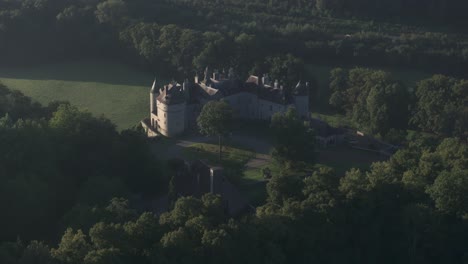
[150,80,187,137]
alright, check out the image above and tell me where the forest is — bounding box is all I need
[0,80,466,263]
[2,0,468,77]
[0,0,468,263]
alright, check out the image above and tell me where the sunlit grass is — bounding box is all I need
[183,143,255,166]
[0,60,159,130]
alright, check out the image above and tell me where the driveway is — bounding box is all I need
[151,132,273,170]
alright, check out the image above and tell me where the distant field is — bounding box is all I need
[0,60,159,130]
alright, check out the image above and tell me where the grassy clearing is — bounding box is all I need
[241,161,283,206]
[182,142,255,167]
[0,60,160,130]
[183,142,274,206]
[311,112,353,128]
[316,146,387,175]
[243,162,282,183]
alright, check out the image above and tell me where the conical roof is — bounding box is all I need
[151,78,157,93]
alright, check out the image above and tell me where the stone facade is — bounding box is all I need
[145,68,310,137]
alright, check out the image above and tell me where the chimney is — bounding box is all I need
[184,79,190,100]
[262,74,270,86]
[210,167,223,195]
[274,80,279,89]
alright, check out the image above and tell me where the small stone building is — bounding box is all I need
[171,159,251,216]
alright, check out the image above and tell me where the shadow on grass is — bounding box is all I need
[316,145,388,175]
[183,142,271,206]
[0,60,160,87]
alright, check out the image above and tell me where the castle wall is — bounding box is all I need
[156,100,186,137]
[223,92,258,119]
[294,96,309,119]
[258,99,289,120]
[185,104,200,129]
[150,112,158,130]
[150,93,157,114]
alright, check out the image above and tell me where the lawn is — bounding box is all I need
[316,145,387,175]
[241,162,282,206]
[182,142,274,206]
[0,60,161,130]
[182,142,255,166]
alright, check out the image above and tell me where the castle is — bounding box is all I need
[144,67,309,137]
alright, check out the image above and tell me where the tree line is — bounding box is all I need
[0,82,165,244]
[328,68,467,140]
[2,0,468,77]
[1,134,467,264]
[0,72,467,263]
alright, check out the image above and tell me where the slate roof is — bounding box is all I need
[157,82,186,105]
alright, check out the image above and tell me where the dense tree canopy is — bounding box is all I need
[328,68,410,136]
[411,75,468,139]
[0,82,165,243]
[1,0,468,76]
[0,1,468,263]
[197,100,234,160]
[0,81,467,264]
[270,107,315,166]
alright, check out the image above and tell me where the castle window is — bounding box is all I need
[164,113,167,118]
[269,105,273,111]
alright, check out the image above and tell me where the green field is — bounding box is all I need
[0,60,159,130]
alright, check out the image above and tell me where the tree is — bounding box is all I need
[95,0,127,27]
[266,54,304,88]
[51,229,92,264]
[19,241,53,264]
[270,107,315,166]
[411,75,468,138]
[328,68,409,136]
[266,174,303,205]
[197,100,233,160]
[302,167,339,211]
[427,170,468,217]
[83,248,123,264]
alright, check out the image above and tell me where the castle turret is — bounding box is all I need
[204,66,212,83]
[156,83,187,137]
[228,67,236,79]
[262,73,271,86]
[183,79,190,101]
[150,79,158,114]
[293,81,310,119]
[150,79,159,129]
